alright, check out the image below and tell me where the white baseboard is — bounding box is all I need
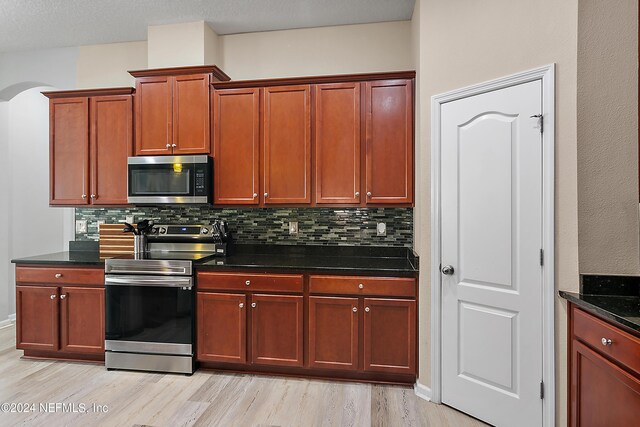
[414,381,432,401]
[8,313,15,321]
[0,314,16,329]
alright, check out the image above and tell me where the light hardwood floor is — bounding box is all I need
[0,324,486,427]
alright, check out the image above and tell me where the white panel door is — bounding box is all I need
[440,80,543,427]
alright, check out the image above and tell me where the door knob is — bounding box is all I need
[441,265,455,275]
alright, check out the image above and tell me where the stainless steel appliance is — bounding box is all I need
[104,224,224,374]
[127,155,212,204]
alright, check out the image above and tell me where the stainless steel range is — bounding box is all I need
[104,224,227,374]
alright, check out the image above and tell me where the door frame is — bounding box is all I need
[428,64,555,426]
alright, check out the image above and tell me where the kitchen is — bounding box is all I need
[0,0,639,426]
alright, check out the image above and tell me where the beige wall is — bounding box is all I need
[414,0,579,425]
[577,0,639,274]
[148,21,221,68]
[219,21,413,80]
[77,41,147,88]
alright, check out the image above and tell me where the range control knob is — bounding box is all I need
[159,227,167,234]
[202,228,209,234]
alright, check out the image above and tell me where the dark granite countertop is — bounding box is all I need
[11,250,105,266]
[559,275,640,334]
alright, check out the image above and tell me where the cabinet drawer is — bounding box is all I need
[197,272,303,292]
[309,275,415,297]
[573,306,640,375]
[16,266,104,286]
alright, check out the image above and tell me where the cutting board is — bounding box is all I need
[99,223,134,257]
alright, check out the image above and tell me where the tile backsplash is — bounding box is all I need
[75,207,413,248]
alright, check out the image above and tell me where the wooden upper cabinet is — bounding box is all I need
[135,76,172,155]
[16,285,59,351]
[213,88,260,204]
[90,95,132,205]
[173,74,211,154]
[263,85,311,204]
[364,79,413,204]
[314,83,361,204]
[49,97,89,205]
[60,287,105,354]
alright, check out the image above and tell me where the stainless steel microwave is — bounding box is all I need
[127,155,212,204]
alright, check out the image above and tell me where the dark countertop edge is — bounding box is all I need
[195,263,418,276]
[559,290,640,334]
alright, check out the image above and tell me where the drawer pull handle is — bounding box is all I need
[239,303,244,308]
[50,295,56,300]
[601,337,612,346]
[55,273,62,279]
[245,280,251,286]
[60,294,66,300]
[251,302,257,308]
[352,307,357,313]
[358,283,364,289]
[365,307,370,313]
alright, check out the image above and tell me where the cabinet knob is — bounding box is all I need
[264,192,268,198]
[355,192,360,197]
[358,283,364,289]
[90,194,96,199]
[166,143,171,149]
[60,294,66,300]
[251,302,257,308]
[55,273,62,279]
[253,193,258,198]
[366,192,372,197]
[239,303,244,308]
[601,337,613,346]
[352,307,357,313]
[365,307,370,312]
[50,295,56,300]
[245,280,251,286]
[81,194,87,199]
[171,144,177,148]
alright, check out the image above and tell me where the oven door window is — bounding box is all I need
[129,164,192,196]
[105,285,193,345]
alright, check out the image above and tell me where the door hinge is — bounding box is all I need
[530,114,543,134]
[540,249,544,266]
[540,381,544,399]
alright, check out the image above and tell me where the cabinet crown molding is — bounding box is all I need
[128,65,231,81]
[42,87,134,99]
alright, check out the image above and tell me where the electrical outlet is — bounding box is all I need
[376,222,387,237]
[75,220,87,234]
[289,221,299,235]
[125,215,134,224]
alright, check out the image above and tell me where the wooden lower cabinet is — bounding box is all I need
[569,304,640,426]
[16,285,59,351]
[60,287,104,354]
[308,296,359,370]
[197,292,247,363]
[251,294,304,367]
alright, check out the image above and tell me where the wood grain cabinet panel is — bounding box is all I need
[197,272,303,292]
[173,73,210,154]
[308,296,359,370]
[212,88,260,204]
[251,294,304,367]
[309,275,416,298]
[364,79,413,205]
[263,85,311,204]
[16,266,104,286]
[314,83,361,204]
[60,287,104,354]
[135,76,172,155]
[90,95,132,205]
[363,298,416,374]
[571,339,640,427]
[197,292,247,363]
[49,97,89,205]
[16,285,59,351]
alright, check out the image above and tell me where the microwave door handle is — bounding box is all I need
[105,276,193,287]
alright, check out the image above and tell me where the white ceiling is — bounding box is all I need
[0,0,416,53]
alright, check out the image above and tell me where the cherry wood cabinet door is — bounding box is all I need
[60,287,105,354]
[135,76,172,155]
[571,340,640,427]
[173,73,211,154]
[16,285,59,351]
[49,97,89,205]
[90,95,132,205]
[364,80,413,205]
[363,298,416,374]
[314,83,361,204]
[263,85,311,204]
[197,292,247,364]
[308,296,359,370]
[213,88,260,205]
[251,294,304,367]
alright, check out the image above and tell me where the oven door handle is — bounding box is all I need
[105,275,193,287]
